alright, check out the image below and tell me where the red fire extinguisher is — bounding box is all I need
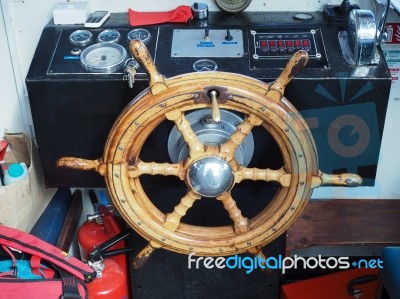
[78,198,133,298]
[87,259,129,299]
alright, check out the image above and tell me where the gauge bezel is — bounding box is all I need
[97,29,121,43]
[127,28,152,44]
[214,0,252,13]
[80,43,127,73]
[193,59,218,72]
[69,30,93,46]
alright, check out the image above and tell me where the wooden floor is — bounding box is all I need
[286,199,400,253]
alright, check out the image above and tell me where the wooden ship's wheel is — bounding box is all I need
[58,40,362,268]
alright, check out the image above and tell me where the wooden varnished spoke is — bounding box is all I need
[311,171,363,188]
[267,50,309,102]
[163,191,201,231]
[56,157,106,176]
[217,192,250,234]
[166,109,204,158]
[219,114,263,161]
[128,160,184,179]
[235,167,363,188]
[132,240,162,269]
[234,166,291,186]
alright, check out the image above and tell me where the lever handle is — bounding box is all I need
[268,50,309,101]
[129,39,167,95]
[209,90,221,123]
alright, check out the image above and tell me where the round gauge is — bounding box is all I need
[69,30,93,46]
[80,43,127,73]
[97,29,121,43]
[214,0,252,13]
[193,59,218,72]
[127,28,151,44]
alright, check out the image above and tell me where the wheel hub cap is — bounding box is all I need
[187,157,234,197]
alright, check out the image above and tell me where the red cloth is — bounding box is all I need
[128,5,193,26]
[0,140,8,161]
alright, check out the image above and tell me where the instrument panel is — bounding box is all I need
[48,27,158,75]
[47,24,328,76]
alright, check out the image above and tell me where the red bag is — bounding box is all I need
[0,225,96,299]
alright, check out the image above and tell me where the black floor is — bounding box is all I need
[127,183,284,299]
[128,233,284,299]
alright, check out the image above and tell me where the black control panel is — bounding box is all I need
[26,12,391,187]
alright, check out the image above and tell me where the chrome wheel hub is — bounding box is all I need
[187,156,234,197]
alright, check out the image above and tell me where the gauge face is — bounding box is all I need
[80,43,127,73]
[214,0,252,13]
[127,28,151,44]
[98,29,121,43]
[69,30,93,46]
[193,59,218,72]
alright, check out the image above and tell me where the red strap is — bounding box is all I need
[128,5,193,26]
[30,255,55,279]
[0,225,96,282]
[0,245,17,277]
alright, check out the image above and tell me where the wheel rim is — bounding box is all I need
[104,75,318,256]
[56,41,362,262]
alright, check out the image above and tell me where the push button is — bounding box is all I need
[302,39,311,51]
[286,40,295,53]
[268,40,277,54]
[260,40,268,52]
[277,40,286,54]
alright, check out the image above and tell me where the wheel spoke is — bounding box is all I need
[219,114,263,161]
[128,160,184,179]
[166,109,204,158]
[311,171,363,188]
[247,246,272,273]
[235,167,363,188]
[234,166,291,186]
[132,240,162,269]
[163,190,201,231]
[217,192,250,234]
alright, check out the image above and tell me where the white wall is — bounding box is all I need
[0,2,25,133]
[1,0,399,199]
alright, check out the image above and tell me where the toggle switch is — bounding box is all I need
[225,29,233,41]
[204,29,210,40]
